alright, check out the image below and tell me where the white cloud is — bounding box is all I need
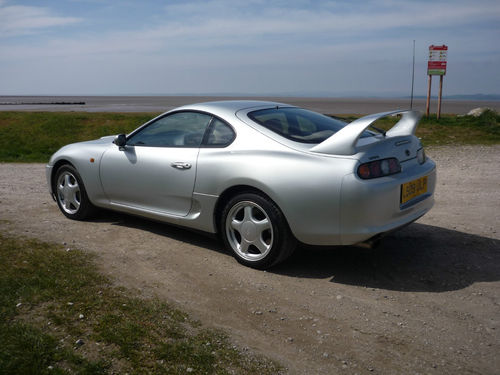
[0,4,81,37]
[2,0,498,57]
[158,0,500,37]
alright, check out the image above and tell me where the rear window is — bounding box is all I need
[248,107,371,144]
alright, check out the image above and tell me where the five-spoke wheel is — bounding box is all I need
[54,164,95,220]
[221,192,296,269]
[56,170,81,215]
[226,200,273,262]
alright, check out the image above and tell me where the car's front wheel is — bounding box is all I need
[54,164,96,220]
[221,193,296,269]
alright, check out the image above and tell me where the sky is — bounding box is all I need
[0,0,499,97]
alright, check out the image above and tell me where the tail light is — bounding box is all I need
[358,158,401,179]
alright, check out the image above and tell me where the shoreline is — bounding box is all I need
[1,95,499,114]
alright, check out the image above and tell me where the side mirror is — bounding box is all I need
[114,134,127,147]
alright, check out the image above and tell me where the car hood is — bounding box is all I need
[92,135,116,144]
[69,135,117,147]
[48,135,116,165]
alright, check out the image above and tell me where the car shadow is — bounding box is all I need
[89,211,500,293]
[89,209,223,252]
[273,223,500,292]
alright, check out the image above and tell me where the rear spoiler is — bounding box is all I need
[310,110,421,155]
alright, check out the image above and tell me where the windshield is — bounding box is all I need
[248,107,372,144]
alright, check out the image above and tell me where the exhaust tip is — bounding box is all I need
[356,236,382,249]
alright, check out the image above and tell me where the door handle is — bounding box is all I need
[171,162,192,170]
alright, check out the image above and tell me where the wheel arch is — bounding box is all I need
[51,159,76,194]
[213,184,292,237]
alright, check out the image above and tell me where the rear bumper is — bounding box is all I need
[338,159,436,245]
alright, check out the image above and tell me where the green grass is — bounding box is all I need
[0,110,498,163]
[0,112,155,162]
[0,234,282,375]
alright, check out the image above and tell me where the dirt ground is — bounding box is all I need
[1,145,499,375]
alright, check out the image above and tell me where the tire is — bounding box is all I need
[54,164,96,220]
[221,192,296,269]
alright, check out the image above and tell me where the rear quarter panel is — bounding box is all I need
[195,135,357,244]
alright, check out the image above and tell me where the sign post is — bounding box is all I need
[426,45,448,119]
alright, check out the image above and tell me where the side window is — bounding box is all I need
[127,112,212,147]
[205,118,235,147]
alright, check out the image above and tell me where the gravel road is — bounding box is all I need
[1,145,499,374]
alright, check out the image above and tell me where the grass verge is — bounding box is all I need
[0,110,499,163]
[0,112,155,162]
[0,234,282,375]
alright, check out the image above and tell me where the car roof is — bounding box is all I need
[173,100,292,118]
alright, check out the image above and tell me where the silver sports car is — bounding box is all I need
[47,100,436,269]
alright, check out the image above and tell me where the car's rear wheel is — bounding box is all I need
[54,164,96,220]
[221,192,296,269]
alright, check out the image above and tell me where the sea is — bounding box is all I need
[1,95,499,115]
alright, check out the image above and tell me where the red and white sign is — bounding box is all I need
[428,45,448,75]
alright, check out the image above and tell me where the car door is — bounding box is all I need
[100,111,212,216]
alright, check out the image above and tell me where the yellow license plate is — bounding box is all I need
[401,176,428,204]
